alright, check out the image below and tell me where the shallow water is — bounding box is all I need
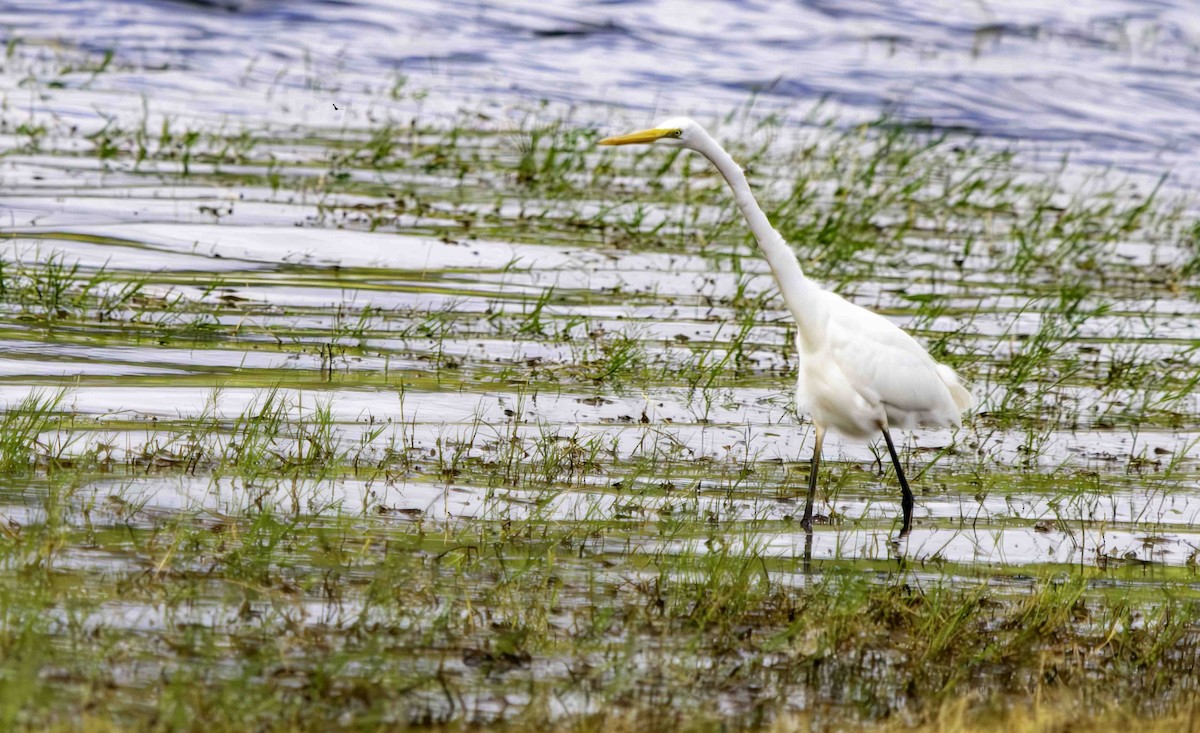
[3,191,1200,568]
[7,1,1200,178]
[3,3,1200,581]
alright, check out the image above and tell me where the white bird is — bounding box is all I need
[599,117,972,536]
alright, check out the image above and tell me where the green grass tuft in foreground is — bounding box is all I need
[1,495,1200,731]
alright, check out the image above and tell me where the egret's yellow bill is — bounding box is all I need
[598,128,676,145]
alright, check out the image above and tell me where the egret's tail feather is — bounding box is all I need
[936,364,974,413]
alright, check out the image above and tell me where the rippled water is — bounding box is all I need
[7,0,1200,178]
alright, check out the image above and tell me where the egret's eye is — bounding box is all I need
[671,129,683,138]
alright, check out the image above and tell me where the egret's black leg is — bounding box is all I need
[881,428,913,536]
[802,530,814,575]
[801,426,824,534]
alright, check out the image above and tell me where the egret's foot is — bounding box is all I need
[887,536,911,565]
[799,513,828,534]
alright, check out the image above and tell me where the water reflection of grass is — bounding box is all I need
[3,52,1200,728]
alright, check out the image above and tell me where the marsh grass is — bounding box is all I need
[0,390,66,473]
[3,41,1200,731]
[2,493,1200,731]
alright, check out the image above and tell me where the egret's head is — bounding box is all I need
[598,116,702,149]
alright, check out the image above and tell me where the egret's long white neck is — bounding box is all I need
[692,131,825,350]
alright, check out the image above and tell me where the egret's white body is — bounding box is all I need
[600,117,972,535]
[796,290,970,438]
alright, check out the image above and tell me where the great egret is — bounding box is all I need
[599,117,972,536]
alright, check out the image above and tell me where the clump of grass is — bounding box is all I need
[0,252,147,323]
[0,390,67,473]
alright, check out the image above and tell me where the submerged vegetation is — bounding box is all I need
[2,39,1200,732]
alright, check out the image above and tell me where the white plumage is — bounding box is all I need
[600,116,973,536]
[808,290,972,437]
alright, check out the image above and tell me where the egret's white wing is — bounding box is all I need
[820,292,969,427]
